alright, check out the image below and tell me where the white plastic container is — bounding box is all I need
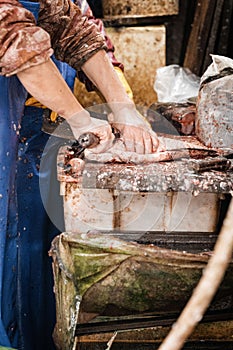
[60,182,220,234]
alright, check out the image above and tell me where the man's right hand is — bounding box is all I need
[67,110,115,153]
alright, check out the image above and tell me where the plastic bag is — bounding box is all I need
[196,55,233,148]
[200,54,233,84]
[154,64,200,103]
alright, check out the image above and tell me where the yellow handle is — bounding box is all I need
[25,97,58,121]
[114,66,133,100]
[25,96,47,108]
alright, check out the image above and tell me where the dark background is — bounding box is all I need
[87,0,233,77]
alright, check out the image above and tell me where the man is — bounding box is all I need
[0,1,159,349]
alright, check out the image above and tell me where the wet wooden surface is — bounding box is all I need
[58,134,233,194]
[79,161,233,193]
[75,321,233,349]
[76,341,233,350]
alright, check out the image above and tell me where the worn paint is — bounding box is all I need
[61,187,222,233]
[102,0,179,18]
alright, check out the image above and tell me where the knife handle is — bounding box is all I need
[78,132,100,149]
[188,157,231,172]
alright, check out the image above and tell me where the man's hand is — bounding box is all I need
[67,110,114,153]
[109,106,159,154]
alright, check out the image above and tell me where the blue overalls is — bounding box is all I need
[0,1,76,348]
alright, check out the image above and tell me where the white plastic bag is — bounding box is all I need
[154,64,200,103]
[200,54,233,83]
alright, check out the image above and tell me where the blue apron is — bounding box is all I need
[0,1,76,348]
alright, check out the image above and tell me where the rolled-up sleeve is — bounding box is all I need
[0,0,107,77]
[0,0,53,76]
[38,0,107,71]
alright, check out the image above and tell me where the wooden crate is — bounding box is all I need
[102,0,179,18]
[75,322,233,349]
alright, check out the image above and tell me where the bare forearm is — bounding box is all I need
[81,50,133,110]
[17,58,85,120]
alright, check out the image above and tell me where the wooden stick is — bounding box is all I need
[184,0,217,76]
[203,0,224,72]
[158,197,233,350]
